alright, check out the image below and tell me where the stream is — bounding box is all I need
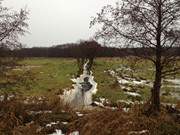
[61,60,97,108]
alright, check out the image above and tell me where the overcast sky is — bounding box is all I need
[2,0,116,47]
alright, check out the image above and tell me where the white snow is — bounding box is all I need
[0,95,4,101]
[118,79,130,84]
[98,97,109,104]
[125,92,141,97]
[165,85,180,88]
[61,122,68,125]
[107,69,151,87]
[123,108,130,112]
[117,100,134,105]
[49,130,64,135]
[116,66,132,72]
[28,110,52,115]
[0,95,16,101]
[93,101,105,107]
[61,60,97,108]
[7,95,15,100]
[166,79,180,85]
[49,130,79,135]
[128,130,149,135]
[162,103,177,108]
[163,79,180,99]
[69,131,79,135]
[132,80,147,85]
[76,112,84,117]
[99,97,106,103]
[46,121,59,127]
[61,110,65,113]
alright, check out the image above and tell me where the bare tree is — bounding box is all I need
[76,40,100,76]
[0,0,28,73]
[0,0,28,50]
[91,0,180,114]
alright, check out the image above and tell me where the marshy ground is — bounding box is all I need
[0,58,180,135]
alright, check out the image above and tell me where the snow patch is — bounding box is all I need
[128,130,149,135]
[0,95,4,101]
[123,108,130,112]
[125,92,141,97]
[61,122,68,125]
[76,112,84,117]
[28,110,52,115]
[49,130,79,135]
[49,130,64,135]
[60,60,97,108]
[107,69,151,87]
[46,121,59,127]
[166,79,180,85]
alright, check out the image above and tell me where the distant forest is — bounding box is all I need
[1,41,180,58]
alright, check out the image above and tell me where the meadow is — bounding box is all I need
[0,57,179,104]
[0,57,180,135]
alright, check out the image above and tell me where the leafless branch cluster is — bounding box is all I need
[0,0,29,50]
[91,0,180,113]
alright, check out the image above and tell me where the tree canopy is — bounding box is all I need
[91,0,180,113]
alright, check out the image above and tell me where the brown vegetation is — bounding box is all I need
[0,95,77,135]
[70,105,180,135]
[0,95,179,135]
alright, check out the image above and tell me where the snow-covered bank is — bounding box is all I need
[60,60,97,108]
[163,79,180,99]
[107,69,152,87]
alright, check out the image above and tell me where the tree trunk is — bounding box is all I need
[77,58,85,77]
[151,65,162,112]
[149,1,162,113]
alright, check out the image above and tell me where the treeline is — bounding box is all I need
[0,41,180,58]
[10,41,128,58]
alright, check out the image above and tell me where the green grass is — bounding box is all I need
[0,58,78,96]
[92,58,153,103]
[0,57,179,104]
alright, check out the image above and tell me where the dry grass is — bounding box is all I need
[0,95,77,135]
[69,105,180,135]
[176,101,180,109]
[0,95,179,135]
